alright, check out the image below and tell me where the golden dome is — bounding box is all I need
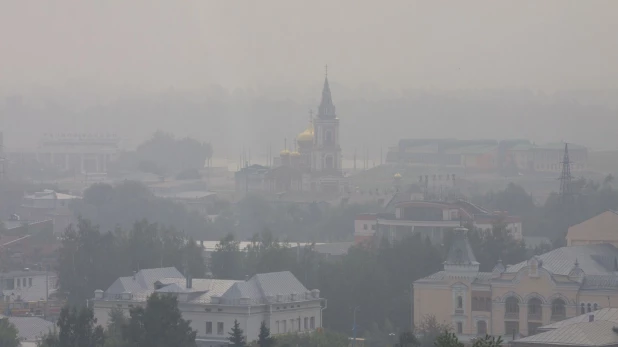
[297,122,314,143]
[290,151,301,157]
[280,149,291,156]
[394,173,402,179]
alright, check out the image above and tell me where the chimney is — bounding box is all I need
[589,314,594,322]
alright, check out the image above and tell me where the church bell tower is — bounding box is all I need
[311,67,342,176]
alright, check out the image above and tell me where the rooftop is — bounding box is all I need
[505,244,618,276]
[539,308,618,331]
[513,320,618,346]
[6,316,55,341]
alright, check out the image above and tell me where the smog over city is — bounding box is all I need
[1,1,618,347]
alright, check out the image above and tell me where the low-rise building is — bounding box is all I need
[92,267,324,346]
[413,229,618,342]
[16,190,80,235]
[354,200,523,246]
[567,210,618,247]
[0,270,60,318]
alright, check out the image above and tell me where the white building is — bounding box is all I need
[92,268,324,346]
[37,133,120,174]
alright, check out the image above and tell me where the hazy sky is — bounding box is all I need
[2,0,618,93]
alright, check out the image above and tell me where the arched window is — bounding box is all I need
[528,298,542,320]
[505,297,519,318]
[477,321,487,335]
[551,299,566,320]
[457,296,463,309]
[581,303,585,315]
[587,303,592,313]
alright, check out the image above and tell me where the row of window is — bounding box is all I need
[4,278,33,290]
[275,317,315,334]
[505,297,565,320]
[456,321,488,335]
[471,297,492,312]
[362,224,376,231]
[205,322,225,335]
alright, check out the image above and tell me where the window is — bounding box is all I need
[304,317,308,330]
[456,296,463,309]
[477,321,487,335]
[23,278,26,287]
[551,299,566,320]
[290,319,295,332]
[310,317,315,329]
[217,322,224,335]
[528,298,542,320]
[581,303,585,315]
[371,224,376,230]
[206,322,212,334]
[363,224,368,230]
[28,278,32,287]
[275,321,280,334]
[505,297,519,319]
[283,320,287,333]
[457,322,463,334]
[505,321,519,336]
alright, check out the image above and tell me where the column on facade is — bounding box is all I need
[519,302,528,336]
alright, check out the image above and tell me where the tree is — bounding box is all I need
[38,306,105,347]
[398,331,420,347]
[471,335,503,347]
[211,233,244,279]
[104,308,127,347]
[0,318,20,347]
[228,319,246,347]
[258,321,274,347]
[415,315,451,347]
[272,330,348,347]
[434,331,463,347]
[123,293,196,347]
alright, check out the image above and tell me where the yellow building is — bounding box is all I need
[413,227,618,342]
[567,210,618,247]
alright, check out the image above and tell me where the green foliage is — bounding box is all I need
[123,293,196,347]
[415,315,452,347]
[38,306,105,347]
[273,330,349,347]
[111,131,212,174]
[399,331,420,347]
[228,319,246,347]
[257,321,275,347]
[471,335,503,347]
[434,331,463,347]
[0,318,20,347]
[211,233,245,279]
[72,181,209,239]
[104,308,127,347]
[57,218,205,304]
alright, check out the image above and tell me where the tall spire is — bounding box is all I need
[317,66,336,119]
[559,143,573,202]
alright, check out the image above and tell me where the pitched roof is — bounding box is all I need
[105,267,184,294]
[505,244,618,276]
[8,317,55,341]
[539,308,618,331]
[513,320,618,346]
[444,229,479,266]
[567,211,618,243]
[221,271,309,304]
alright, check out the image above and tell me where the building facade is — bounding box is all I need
[354,200,523,246]
[413,228,618,341]
[566,210,618,247]
[92,268,324,346]
[36,133,120,174]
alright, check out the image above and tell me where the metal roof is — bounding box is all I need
[505,244,618,276]
[513,320,618,346]
[8,317,55,341]
[539,308,618,331]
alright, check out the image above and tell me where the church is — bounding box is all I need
[235,71,348,195]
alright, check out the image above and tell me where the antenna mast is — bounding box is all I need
[559,143,573,202]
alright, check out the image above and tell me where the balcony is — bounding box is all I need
[550,314,566,322]
[504,312,519,320]
[527,312,542,321]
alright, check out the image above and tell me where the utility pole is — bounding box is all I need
[44,264,49,319]
[352,306,360,347]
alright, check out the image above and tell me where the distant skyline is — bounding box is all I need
[1,0,617,93]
